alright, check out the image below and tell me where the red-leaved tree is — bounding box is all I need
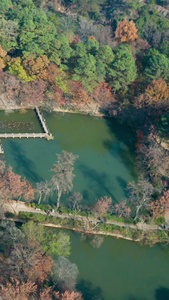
[150,190,169,218]
[93,196,112,218]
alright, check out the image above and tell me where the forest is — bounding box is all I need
[1,0,169,299]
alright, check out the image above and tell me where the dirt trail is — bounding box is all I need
[3,200,164,232]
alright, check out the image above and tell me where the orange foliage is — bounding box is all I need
[150,190,169,218]
[27,244,53,284]
[60,291,83,300]
[0,45,7,58]
[0,45,7,69]
[23,55,50,79]
[68,81,90,108]
[145,79,169,104]
[88,36,96,40]
[0,165,35,202]
[0,278,37,300]
[115,20,138,43]
[0,57,6,69]
[91,82,114,107]
[113,201,131,218]
[69,81,115,111]
[93,196,112,218]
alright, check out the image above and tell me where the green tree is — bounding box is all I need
[0,0,12,14]
[8,1,57,57]
[85,38,99,55]
[8,57,35,82]
[72,54,97,91]
[144,49,169,82]
[73,41,87,58]
[22,221,71,257]
[95,45,115,65]
[0,17,18,50]
[95,60,106,82]
[108,45,137,91]
[50,34,72,66]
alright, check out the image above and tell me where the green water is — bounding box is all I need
[1,111,137,205]
[0,110,42,133]
[1,111,169,299]
[68,230,169,300]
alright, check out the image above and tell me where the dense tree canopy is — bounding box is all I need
[108,45,137,91]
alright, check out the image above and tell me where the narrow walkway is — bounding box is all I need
[0,141,4,154]
[35,106,49,134]
[3,200,165,232]
[0,133,48,138]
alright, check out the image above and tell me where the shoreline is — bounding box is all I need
[3,200,168,245]
[0,105,110,118]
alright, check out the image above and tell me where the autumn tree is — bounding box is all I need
[92,196,112,218]
[68,80,91,110]
[113,201,131,219]
[140,135,169,180]
[115,20,138,43]
[7,57,35,82]
[0,165,35,203]
[0,233,53,286]
[0,278,37,300]
[17,80,46,106]
[23,55,50,79]
[127,176,154,220]
[50,151,78,209]
[60,290,83,300]
[145,78,169,106]
[0,44,7,69]
[150,190,169,218]
[90,82,115,112]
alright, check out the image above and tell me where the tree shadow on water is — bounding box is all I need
[78,163,117,202]
[155,287,169,300]
[8,140,43,182]
[77,279,104,300]
[103,117,138,179]
[116,176,128,198]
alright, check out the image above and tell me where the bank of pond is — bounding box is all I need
[1,110,169,300]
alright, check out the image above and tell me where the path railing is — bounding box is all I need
[0,133,48,139]
[0,140,4,154]
[35,106,49,134]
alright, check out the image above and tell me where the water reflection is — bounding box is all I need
[8,140,43,182]
[77,279,104,300]
[155,287,169,300]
